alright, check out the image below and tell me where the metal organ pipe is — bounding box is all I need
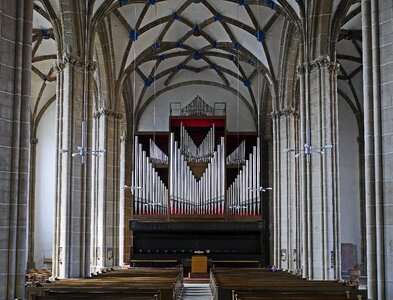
[149,139,168,164]
[169,133,174,212]
[227,138,261,216]
[133,136,169,216]
[169,133,225,215]
[227,140,246,165]
[255,142,260,215]
[180,123,215,162]
[133,129,261,217]
[133,136,139,214]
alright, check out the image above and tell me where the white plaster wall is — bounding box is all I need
[138,85,256,132]
[338,96,361,271]
[34,102,56,268]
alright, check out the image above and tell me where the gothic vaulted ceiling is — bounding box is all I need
[93,0,294,127]
[31,0,357,130]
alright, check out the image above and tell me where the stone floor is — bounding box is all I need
[181,283,213,300]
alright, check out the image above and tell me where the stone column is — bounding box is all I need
[272,112,280,268]
[122,138,134,265]
[272,108,299,272]
[118,134,129,266]
[297,55,341,280]
[91,108,122,272]
[0,0,32,298]
[28,137,39,269]
[357,136,367,275]
[362,0,392,298]
[52,54,95,278]
[120,81,135,266]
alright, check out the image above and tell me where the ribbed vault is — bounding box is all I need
[31,0,356,131]
[31,1,57,135]
[94,0,290,130]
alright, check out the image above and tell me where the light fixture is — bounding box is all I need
[284,118,332,162]
[248,186,272,192]
[122,185,142,195]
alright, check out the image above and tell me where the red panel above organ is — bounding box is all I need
[170,117,226,128]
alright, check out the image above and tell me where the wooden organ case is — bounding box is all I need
[129,96,268,267]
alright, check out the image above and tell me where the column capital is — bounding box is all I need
[271,107,299,120]
[310,55,340,74]
[53,52,80,72]
[296,64,307,77]
[120,135,128,143]
[54,52,97,73]
[94,107,123,120]
[86,61,98,73]
[30,137,39,145]
[298,55,340,75]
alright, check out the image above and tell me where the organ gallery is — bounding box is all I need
[130,96,267,265]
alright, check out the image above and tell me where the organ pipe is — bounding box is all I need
[133,136,169,215]
[227,138,261,216]
[227,140,246,165]
[169,134,225,215]
[133,131,261,216]
[149,139,168,164]
[180,123,215,162]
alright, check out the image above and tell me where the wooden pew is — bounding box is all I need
[33,293,158,300]
[233,289,350,300]
[210,268,361,300]
[26,267,183,300]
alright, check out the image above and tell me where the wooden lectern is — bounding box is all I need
[190,255,208,278]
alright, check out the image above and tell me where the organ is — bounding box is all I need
[129,96,268,267]
[131,96,263,218]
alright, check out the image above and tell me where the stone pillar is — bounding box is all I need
[362,0,392,298]
[118,134,128,266]
[297,55,341,280]
[91,108,122,272]
[272,108,299,273]
[122,138,134,265]
[52,54,95,278]
[357,136,367,275]
[120,81,135,266]
[272,113,280,268]
[0,0,32,298]
[28,137,39,269]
